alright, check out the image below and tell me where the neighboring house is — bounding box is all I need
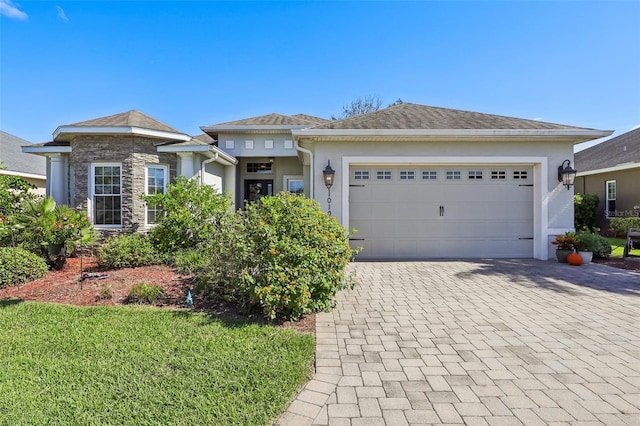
[23,103,611,259]
[574,127,640,232]
[0,130,46,194]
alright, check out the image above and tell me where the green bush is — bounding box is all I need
[0,247,49,288]
[574,194,599,231]
[97,234,160,269]
[125,283,165,304]
[143,176,231,255]
[189,193,357,320]
[592,234,612,258]
[609,217,640,237]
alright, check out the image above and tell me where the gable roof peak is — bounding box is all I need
[67,110,183,134]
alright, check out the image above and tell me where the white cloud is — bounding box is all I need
[0,0,28,20]
[56,5,68,22]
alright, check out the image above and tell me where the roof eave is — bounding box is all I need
[157,145,238,165]
[53,126,192,142]
[0,170,46,180]
[576,162,640,176]
[201,124,311,133]
[22,145,72,155]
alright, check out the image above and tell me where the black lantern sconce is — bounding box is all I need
[322,161,335,215]
[558,160,577,190]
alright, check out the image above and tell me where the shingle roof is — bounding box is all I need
[575,127,640,172]
[0,131,46,176]
[209,113,327,127]
[68,110,182,134]
[311,103,594,130]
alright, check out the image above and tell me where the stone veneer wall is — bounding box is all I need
[70,135,177,235]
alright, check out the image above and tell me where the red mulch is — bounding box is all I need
[0,257,315,334]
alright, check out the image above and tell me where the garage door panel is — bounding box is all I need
[350,165,534,259]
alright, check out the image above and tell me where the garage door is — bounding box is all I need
[349,165,534,259]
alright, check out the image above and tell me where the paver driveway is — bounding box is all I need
[277,260,640,425]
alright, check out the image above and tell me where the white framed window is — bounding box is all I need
[283,175,304,194]
[422,170,437,180]
[264,140,274,149]
[376,170,392,180]
[145,165,168,226]
[606,180,616,218]
[446,170,461,180]
[400,170,415,180]
[90,163,122,227]
[468,170,483,180]
[354,170,369,180]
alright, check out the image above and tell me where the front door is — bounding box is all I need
[244,180,273,207]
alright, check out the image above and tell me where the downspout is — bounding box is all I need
[200,152,219,186]
[294,139,314,198]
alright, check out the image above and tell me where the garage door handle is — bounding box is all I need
[439,205,444,216]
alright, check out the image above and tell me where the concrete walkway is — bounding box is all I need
[277,260,640,425]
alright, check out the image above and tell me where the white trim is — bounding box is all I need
[265,140,274,149]
[576,162,639,176]
[225,140,235,149]
[340,156,549,260]
[295,128,612,139]
[157,144,237,165]
[0,170,46,180]
[21,146,72,154]
[89,162,123,228]
[245,140,254,149]
[53,126,191,141]
[284,140,294,149]
[144,164,169,228]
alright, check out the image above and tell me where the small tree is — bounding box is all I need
[332,95,383,119]
[574,193,599,231]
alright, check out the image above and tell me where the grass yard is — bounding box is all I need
[607,237,640,257]
[0,300,315,425]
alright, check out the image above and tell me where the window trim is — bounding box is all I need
[283,175,304,195]
[89,162,123,229]
[145,164,169,227]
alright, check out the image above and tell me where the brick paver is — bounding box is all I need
[277,260,640,425]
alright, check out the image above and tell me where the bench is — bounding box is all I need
[623,228,640,257]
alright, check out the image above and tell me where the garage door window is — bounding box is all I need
[468,170,483,180]
[446,170,461,180]
[400,171,415,180]
[376,171,392,180]
[422,170,437,180]
[491,170,507,180]
[513,170,528,180]
[354,170,369,180]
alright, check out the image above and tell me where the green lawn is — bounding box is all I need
[607,237,640,257]
[0,300,315,425]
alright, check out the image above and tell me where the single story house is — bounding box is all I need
[1,130,46,195]
[22,103,611,260]
[574,127,640,231]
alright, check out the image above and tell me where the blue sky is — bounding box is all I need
[1,1,639,151]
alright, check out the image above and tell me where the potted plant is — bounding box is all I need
[575,229,599,264]
[552,231,578,263]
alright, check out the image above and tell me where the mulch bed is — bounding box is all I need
[592,256,640,272]
[0,256,315,334]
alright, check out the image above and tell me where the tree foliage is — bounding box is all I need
[332,95,383,119]
[574,193,599,231]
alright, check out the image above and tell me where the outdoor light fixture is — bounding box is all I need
[558,159,577,190]
[322,161,335,215]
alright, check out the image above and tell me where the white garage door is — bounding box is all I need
[349,165,534,259]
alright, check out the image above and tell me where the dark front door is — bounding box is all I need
[244,180,273,207]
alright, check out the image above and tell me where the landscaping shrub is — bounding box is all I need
[189,193,357,320]
[97,234,160,269]
[0,247,48,288]
[574,194,599,231]
[609,217,640,237]
[125,283,165,304]
[591,234,612,258]
[143,176,231,255]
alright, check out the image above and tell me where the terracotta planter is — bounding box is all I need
[555,249,572,263]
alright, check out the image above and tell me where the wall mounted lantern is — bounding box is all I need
[322,161,335,215]
[558,160,577,190]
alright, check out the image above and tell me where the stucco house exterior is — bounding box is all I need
[574,127,640,232]
[22,103,611,259]
[1,130,46,195]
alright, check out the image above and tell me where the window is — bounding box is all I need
[287,179,304,194]
[513,170,528,180]
[422,171,437,180]
[468,170,483,180]
[245,140,254,149]
[225,140,235,149]
[491,170,506,180]
[91,164,122,226]
[606,180,616,218]
[146,165,168,225]
[376,171,392,180]
[446,170,461,180]
[354,170,369,180]
[264,140,274,149]
[400,171,415,180]
[247,162,272,173]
